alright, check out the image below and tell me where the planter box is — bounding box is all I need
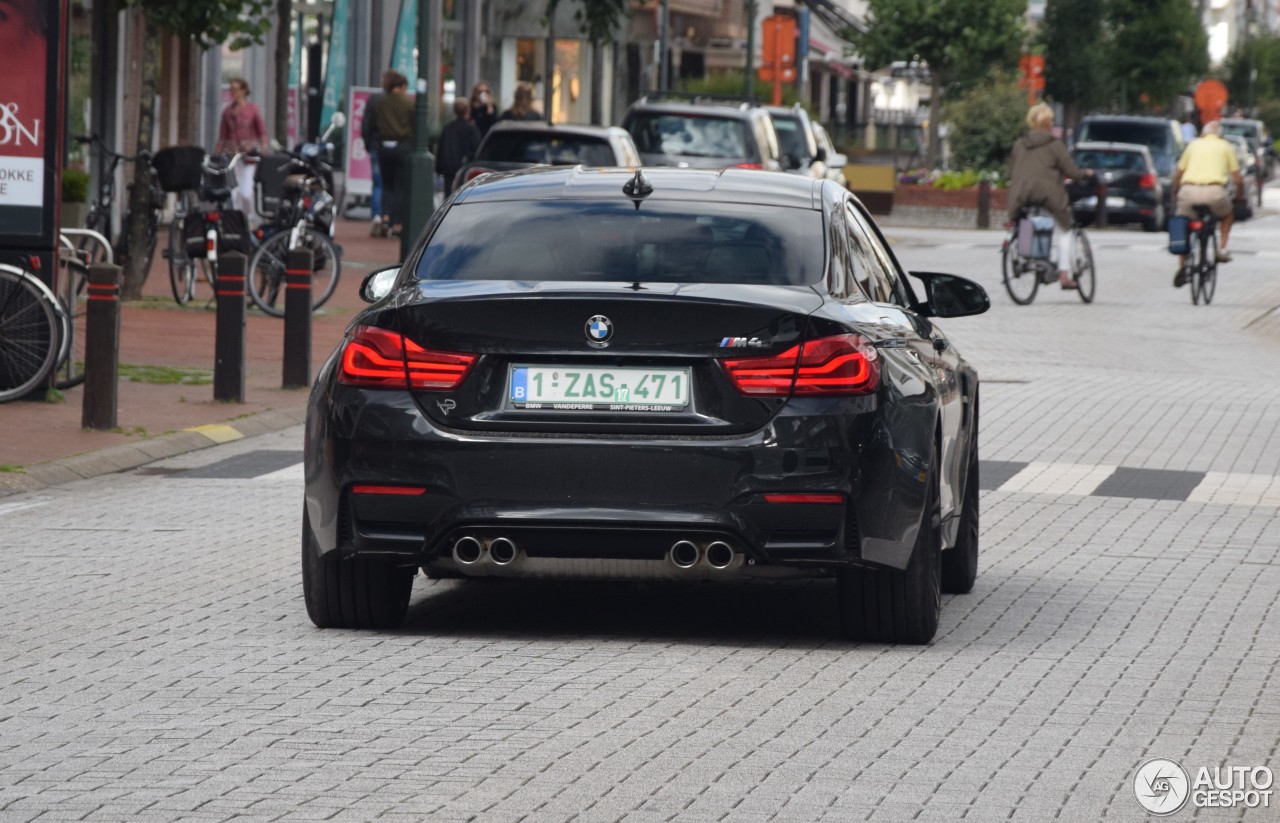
[60,202,89,229]
[894,184,1007,211]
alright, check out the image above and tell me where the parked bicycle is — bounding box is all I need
[1001,206,1096,305]
[75,134,163,273]
[246,139,343,317]
[160,150,252,306]
[0,231,109,402]
[1174,205,1219,306]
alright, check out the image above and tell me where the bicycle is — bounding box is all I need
[1177,205,1218,306]
[162,151,253,306]
[246,141,343,317]
[1001,206,1096,305]
[53,229,113,391]
[75,134,163,274]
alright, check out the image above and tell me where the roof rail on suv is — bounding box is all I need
[635,90,762,110]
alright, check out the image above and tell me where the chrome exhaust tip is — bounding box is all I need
[670,540,700,569]
[489,537,518,565]
[705,541,735,570]
[452,536,483,565]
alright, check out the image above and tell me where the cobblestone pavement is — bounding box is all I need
[1,209,1278,822]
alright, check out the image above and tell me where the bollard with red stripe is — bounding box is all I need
[282,247,313,389]
[82,263,121,430]
[214,251,247,402]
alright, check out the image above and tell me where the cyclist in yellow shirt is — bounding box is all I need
[1171,120,1244,286]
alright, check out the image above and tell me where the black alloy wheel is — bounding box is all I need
[301,507,415,629]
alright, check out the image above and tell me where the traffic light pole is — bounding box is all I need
[744,0,756,98]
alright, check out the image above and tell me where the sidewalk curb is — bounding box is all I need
[0,405,308,497]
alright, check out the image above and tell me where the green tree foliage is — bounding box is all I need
[1041,0,1105,126]
[112,0,272,297]
[1222,34,1280,108]
[853,0,1026,167]
[1105,0,1207,111]
[946,73,1027,173]
[569,0,629,46]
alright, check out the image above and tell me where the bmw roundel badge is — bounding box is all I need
[585,315,613,348]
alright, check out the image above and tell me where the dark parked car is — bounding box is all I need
[621,94,786,171]
[302,167,988,644]
[1067,141,1165,231]
[452,122,640,191]
[1222,134,1258,220]
[1076,115,1183,222]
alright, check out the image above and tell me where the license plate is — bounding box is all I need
[1106,196,1125,209]
[509,366,690,411]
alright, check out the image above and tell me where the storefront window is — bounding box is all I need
[514,37,585,123]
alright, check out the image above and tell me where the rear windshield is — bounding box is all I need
[771,117,812,163]
[416,200,823,286]
[1077,121,1176,173]
[478,133,616,166]
[1221,123,1259,150]
[1073,149,1146,172]
[626,114,750,160]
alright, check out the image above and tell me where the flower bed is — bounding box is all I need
[894,184,1007,211]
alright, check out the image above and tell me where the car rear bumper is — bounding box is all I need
[304,384,930,576]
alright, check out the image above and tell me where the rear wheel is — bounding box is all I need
[0,266,60,403]
[1071,229,1096,304]
[1001,234,1038,306]
[249,227,341,317]
[837,444,942,644]
[168,218,198,305]
[301,508,414,629]
[1188,234,1205,305]
[1198,231,1218,305]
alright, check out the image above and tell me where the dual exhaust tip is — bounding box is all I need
[671,539,737,570]
[453,536,519,566]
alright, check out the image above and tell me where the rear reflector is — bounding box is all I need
[722,334,879,397]
[352,485,427,496]
[339,325,476,390]
[763,493,844,504]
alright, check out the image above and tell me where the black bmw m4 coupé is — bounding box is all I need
[303,166,988,643]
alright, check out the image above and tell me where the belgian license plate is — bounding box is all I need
[509,366,690,411]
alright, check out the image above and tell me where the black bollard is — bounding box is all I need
[976,179,991,229]
[82,263,121,430]
[214,251,247,402]
[282,247,313,389]
[1095,180,1108,229]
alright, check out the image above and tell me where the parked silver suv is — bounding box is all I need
[621,93,787,172]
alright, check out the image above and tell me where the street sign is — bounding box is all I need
[1018,55,1045,105]
[0,0,65,253]
[759,14,797,106]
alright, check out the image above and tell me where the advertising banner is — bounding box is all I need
[345,86,379,200]
[319,0,350,131]
[0,0,64,250]
[286,87,300,150]
[391,0,417,79]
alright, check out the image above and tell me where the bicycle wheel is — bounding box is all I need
[0,266,60,403]
[1071,229,1096,304]
[54,258,88,390]
[248,227,340,317]
[1199,231,1218,305]
[1001,233,1038,305]
[168,217,197,305]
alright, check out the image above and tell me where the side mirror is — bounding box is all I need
[782,153,802,171]
[814,146,828,164]
[360,266,400,304]
[828,152,848,170]
[910,271,990,318]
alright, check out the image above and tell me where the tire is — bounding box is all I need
[301,507,414,629]
[1072,229,1096,304]
[54,258,88,390]
[0,266,60,403]
[1001,233,1038,306]
[942,396,979,594]
[168,218,198,305]
[1142,204,1163,233]
[1189,233,1204,305]
[837,442,942,644]
[1199,232,1218,306]
[248,227,341,317]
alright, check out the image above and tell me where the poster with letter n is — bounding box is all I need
[0,0,65,258]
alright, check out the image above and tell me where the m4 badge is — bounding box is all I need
[719,337,768,348]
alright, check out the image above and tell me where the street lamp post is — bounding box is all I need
[744,0,756,98]
[658,0,671,92]
[401,0,438,260]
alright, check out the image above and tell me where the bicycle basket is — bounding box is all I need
[1167,215,1191,255]
[151,146,206,193]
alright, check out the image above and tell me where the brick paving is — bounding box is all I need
[0,200,1278,820]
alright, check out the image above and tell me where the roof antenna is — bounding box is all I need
[622,168,653,205]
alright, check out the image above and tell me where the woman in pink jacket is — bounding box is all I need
[215,77,268,220]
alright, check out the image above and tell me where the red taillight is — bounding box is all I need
[206,211,220,222]
[732,162,764,170]
[465,167,492,181]
[352,485,427,496]
[1189,220,1203,231]
[763,493,844,504]
[1138,173,1156,189]
[339,325,475,390]
[722,334,879,397]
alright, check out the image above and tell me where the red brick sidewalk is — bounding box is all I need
[0,218,401,472]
